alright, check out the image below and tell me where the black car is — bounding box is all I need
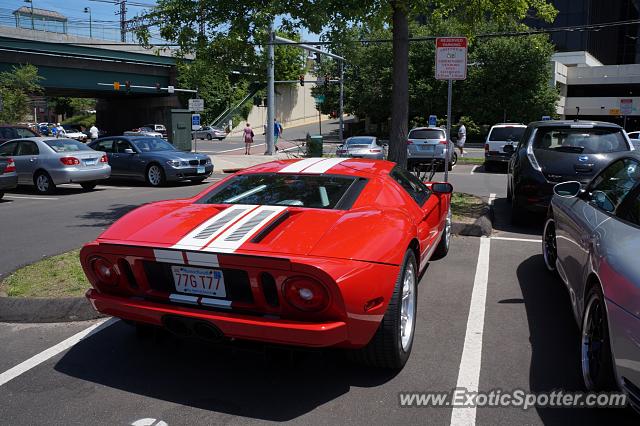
[507,120,633,222]
[88,136,213,187]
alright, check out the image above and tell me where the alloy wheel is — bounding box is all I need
[542,219,557,271]
[148,166,162,186]
[36,174,50,193]
[581,295,606,389]
[400,261,416,351]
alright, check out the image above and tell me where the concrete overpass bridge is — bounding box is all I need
[0,26,182,134]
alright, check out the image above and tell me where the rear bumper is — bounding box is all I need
[50,166,111,184]
[86,289,349,348]
[0,173,18,190]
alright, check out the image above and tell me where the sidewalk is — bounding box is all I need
[212,152,296,172]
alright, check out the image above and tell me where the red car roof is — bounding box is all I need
[240,158,397,177]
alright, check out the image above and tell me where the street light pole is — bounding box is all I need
[84,7,92,38]
[266,20,275,155]
[339,61,344,143]
[24,0,34,30]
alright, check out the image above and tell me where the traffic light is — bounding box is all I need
[125,80,131,93]
[113,81,120,91]
[155,82,161,92]
[299,75,304,86]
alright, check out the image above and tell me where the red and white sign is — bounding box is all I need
[435,37,468,80]
[620,98,633,115]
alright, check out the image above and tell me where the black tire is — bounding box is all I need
[206,134,212,140]
[432,207,451,260]
[542,217,558,275]
[0,191,4,200]
[34,171,56,194]
[191,177,207,184]
[506,178,512,202]
[349,249,418,369]
[146,163,166,187]
[80,181,97,191]
[581,285,618,391]
[448,153,457,170]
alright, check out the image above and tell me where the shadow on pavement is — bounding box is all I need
[516,255,638,423]
[492,197,544,237]
[55,321,397,421]
[5,185,107,196]
[74,204,139,227]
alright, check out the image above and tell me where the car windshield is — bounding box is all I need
[489,127,525,141]
[45,138,92,152]
[533,127,628,154]
[131,138,176,152]
[200,174,357,209]
[346,137,374,146]
[408,129,445,140]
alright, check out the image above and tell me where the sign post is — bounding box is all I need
[435,37,467,181]
[428,115,437,127]
[314,95,325,135]
[191,114,201,152]
[621,99,633,130]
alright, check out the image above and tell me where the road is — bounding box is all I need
[0,164,637,425]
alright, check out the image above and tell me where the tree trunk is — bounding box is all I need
[388,0,409,168]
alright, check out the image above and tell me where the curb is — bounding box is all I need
[0,296,105,323]
[451,204,493,237]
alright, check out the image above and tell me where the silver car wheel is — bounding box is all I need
[36,174,50,193]
[444,207,452,249]
[400,261,416,351]
[542,218,557,272]
[148,165,162,186]
[581,293,607,390]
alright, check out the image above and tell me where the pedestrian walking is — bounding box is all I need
[89,124,99,141]
[50,124,57,137]
[243,123,254,155]
[274,118,283,151]
[56,123,65,138]
[456,120,466,157]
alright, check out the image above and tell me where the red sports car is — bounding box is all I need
[81,157,453,369]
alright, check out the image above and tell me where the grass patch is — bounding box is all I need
[457,156,484,165]
[451,192,487,221]
[0,249,89,298]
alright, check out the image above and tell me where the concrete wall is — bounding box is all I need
[232,74,321,134]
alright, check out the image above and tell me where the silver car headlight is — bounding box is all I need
[167,160,189,168]
[205,157,212,165]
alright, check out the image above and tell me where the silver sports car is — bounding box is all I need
[544,152,640,405]
[336,136,387,159]
[0,137,110,194]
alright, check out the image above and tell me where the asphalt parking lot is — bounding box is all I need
[0,163,638,425]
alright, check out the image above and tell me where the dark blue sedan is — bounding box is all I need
[88,136,213,186]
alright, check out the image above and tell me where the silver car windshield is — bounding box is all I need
[346,137,374,146]
[45,139,92,152]
[131,138,176,152]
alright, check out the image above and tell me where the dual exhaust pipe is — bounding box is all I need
[162,315,223,342]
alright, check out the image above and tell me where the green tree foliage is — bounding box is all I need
[0,65,43,123]
[462,34,559,124]
[48,97,96,120]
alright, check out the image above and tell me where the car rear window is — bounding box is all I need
[408,129,445,140]
[489,127,525,141]
[199,174,358,209]
[533,127,629,154]
[346,137,374,146]
[45,139,92,152]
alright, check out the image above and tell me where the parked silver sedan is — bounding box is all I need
[543,152,640,402]
[336,136,387,159]
[0,137,111,194]
[193,126,227,140]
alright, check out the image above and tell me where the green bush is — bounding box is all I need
[62,114,95,129]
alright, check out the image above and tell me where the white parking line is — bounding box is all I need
[0,318,117,387]
[450,236,491,426]
[4,195,58,200]
[491,236,540,243]
[471,165,480,175]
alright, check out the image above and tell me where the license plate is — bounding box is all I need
[197,166,205,174]
[84,160,97,166]
[171,265,226,298]
[418,145,435,151]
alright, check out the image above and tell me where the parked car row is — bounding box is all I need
[0,134,213,195]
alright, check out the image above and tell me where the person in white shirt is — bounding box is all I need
[89,125,99,140]
[56,123,66,138]
[456,121,466,157]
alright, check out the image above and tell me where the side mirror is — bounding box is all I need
[503,144,515,154]
[432,182,453,194]
[553,181,581,198]
[124,148,135,154]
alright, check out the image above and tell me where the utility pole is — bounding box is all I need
[266,20,275,155]
[84,7,92,38]
[119,0,127,42]
[339,61,344,143]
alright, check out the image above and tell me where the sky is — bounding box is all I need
[1,1,320,43]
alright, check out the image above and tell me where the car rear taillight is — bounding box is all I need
[526,143,542,172]
[439,139,448,145]
[407,140,413,145]
[90,256,119,286]
[4,157,15,173]
[484,144,489,151]
[282,277,329,312]
[100,154,108,163]
[60,157,80,166]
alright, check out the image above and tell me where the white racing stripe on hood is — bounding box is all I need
[300,157,347,174]
[171,204,259,250]
[278,157,326,173]
[202,205,288,252]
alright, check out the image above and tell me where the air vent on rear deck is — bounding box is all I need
[260,273,279,307]
[194,208,247,240]
[224,210,276,242]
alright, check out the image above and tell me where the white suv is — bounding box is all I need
[484,123,526,171]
